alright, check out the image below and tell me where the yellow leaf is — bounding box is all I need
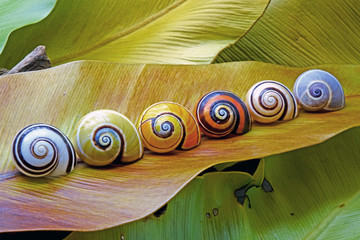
[215,0,360,66]
[0,0,269,68]
[0,61,359,231]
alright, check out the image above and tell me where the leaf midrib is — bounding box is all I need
[304,190,360,239]
[52,0,187,64]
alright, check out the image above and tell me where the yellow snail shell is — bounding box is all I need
[11,124,76,177]
[74,110,143,166]
[138,102,201,153]
[245,80,298,123]
[195,90,251,138]
[293,69,345,111]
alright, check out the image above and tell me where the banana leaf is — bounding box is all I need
[0,0,55,55]
[0,0,269,69]
[66,127,360,239]
[0,61,359,232]
[214,0,360,67]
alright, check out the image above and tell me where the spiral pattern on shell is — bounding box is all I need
[293,69,345,112]
[11,124,76,177]
[138,102,201,153]
[195,90,251,138]
[245,80,298,123]
[74,110,143,166]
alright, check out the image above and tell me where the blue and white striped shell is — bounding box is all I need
[293,69,345,112]
[11,124,76,177]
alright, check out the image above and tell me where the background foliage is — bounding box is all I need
[0,0,359,239]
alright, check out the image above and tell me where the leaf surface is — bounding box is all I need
[0,0,269,68]
[215,0,360,67]
[0,61,359,231]
[67,127,360,239]
[0,0,56,55]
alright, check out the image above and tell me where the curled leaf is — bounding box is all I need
[0,0,269,68]
[0,0,56,54]
[0,61,359,231]
[215,0,360,66]
[67,127,360,239]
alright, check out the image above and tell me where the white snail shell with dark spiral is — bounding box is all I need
[293,69,345,112]
[245,80,298,123]
[74,109,143,166]
[11,124,76,177]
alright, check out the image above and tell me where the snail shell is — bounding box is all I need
[74,110,143,166]
[11,124,76,177]
[245,80,298,123]
[138,102,201,153]
[195,90,251,138]
[293,69,345,111]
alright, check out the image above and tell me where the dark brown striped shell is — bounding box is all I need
[11,124,76,177]
[195,90,251,138]
[245,80,298,123]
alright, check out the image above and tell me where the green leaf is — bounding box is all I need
[0,61,359,232]
[66,171,256,240]
[214,0,360,67]
[246,128,360,239]
[66,127,360,239]
[0,0,56,55]
[0,0,269,68]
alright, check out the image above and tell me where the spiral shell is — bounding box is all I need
[138,102,201,153]
[195,90,251,138]
[74,110,143,166]
[245,80,298,123]
[11,124,76,177]
[293,69,345,112]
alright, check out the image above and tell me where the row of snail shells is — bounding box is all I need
[245,80,298,123]
[74,109,143,166]
[293,69,345,112]
[195,90,251,138]
[11,69,345,176]
[137,102,201,153]
[11,124,76,177]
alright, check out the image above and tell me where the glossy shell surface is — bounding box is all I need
[293,69,345,112]
[138,102,201,153]
[74,110,143,166]
[11,123,76,177]
[195,90,251,138]
[246,80,298,123]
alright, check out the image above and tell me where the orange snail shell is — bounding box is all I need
[138,102,201,153]
[195,90,252,138]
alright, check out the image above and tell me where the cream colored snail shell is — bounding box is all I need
[245,80,298,123]
[195,90,251,138]
[138,101,201,153]
[74,109,143,166]
[11,123,76,177]
[293,69,345,112]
